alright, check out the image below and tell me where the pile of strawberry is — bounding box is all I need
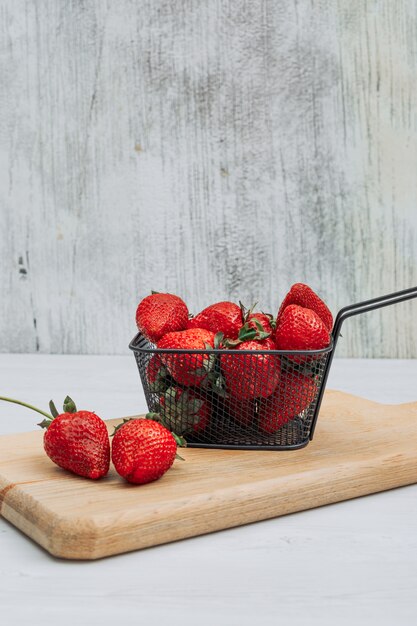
[0,283,332,488]
[136,283,333,438]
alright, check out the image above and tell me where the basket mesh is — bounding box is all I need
[130,332,331,450]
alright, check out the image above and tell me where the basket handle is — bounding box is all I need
[331,285,417,348]
[309,285,417,440]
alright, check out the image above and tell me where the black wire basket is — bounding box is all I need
[129,287,417,450]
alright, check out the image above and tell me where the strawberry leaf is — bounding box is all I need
[189,353,216,377]
[214,331,224,349]
[261,311,277,330]
[188,398,204,415]
[146,412,162,421]
[239,301,248,322]
[237,326,257,342]
[252,319,272,339]
[164,387,178,403]
[49,400,59,418]
[252,319,264,333]
[149,380,169,393]
[191,367,210,377]
[146,411,173,430]
[173,432,187,447]
[239,301,258,323]
[63,396,77,413]
[111,417,133,436]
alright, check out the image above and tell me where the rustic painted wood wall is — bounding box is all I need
[1,0,416,357]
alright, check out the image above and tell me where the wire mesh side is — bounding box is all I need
[131,333,330,450]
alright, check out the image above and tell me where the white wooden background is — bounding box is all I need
[0,0,416,357]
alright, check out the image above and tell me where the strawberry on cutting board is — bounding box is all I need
[157,328,216,387]
[43,411,110,480]
[111,418,183,485]
[136,292,189,343]
[275,304,330,352]
[277,283,333,332]
[0,394,110,479]
[188,301,242,339]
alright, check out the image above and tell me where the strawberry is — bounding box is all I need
[43,411,110,480]
[188,301,242,339]
[221,340,280,399]
[256,336,276,350]
[275,304,330,353]
[0,395,110,479]
[258,371,318,433]
[111,418,181,484]
[160,387,210,435]
[277,283,333,332]
[136,292,189,343]
[146,354,170,393]
[157,328,216,387]
[247,312,275,335]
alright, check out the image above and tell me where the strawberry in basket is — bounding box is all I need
[146,354,170,393]
[220,323,280,400]
[157,328,216,387]
[136,292,189,343]
[239,302,276,335]
[274,304,330,354]
[277,283,333,332]
[188,301,242,339]
[159,387,210,435]
[258,370,318,433]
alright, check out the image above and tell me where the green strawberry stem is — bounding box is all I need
[224,321,271,347]
[0,396,53,421]
[111,417,133,436]
[172,432,187,447]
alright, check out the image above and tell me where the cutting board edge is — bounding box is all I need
[2,448,417,560]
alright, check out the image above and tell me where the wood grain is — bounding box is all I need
[1,390,417,560]
[0,1,416,356]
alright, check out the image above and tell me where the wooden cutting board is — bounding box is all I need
[1,391,417,560]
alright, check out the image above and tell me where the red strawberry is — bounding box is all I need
[43,410,110,479]
[0,395,110,479]
[221,340,280,399]
[146,354,169,393]
[157,328,216,387]
[258,336,277,350]
[160,387,210,435]
[277,283,333,331]
[275,305,330,352]
[258,371,318,433]
[136,293,189,343]
[188,301,242,339]
[111,418,179,484]
[247,312,274,335]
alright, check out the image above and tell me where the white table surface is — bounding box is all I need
[0,355,416,626]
